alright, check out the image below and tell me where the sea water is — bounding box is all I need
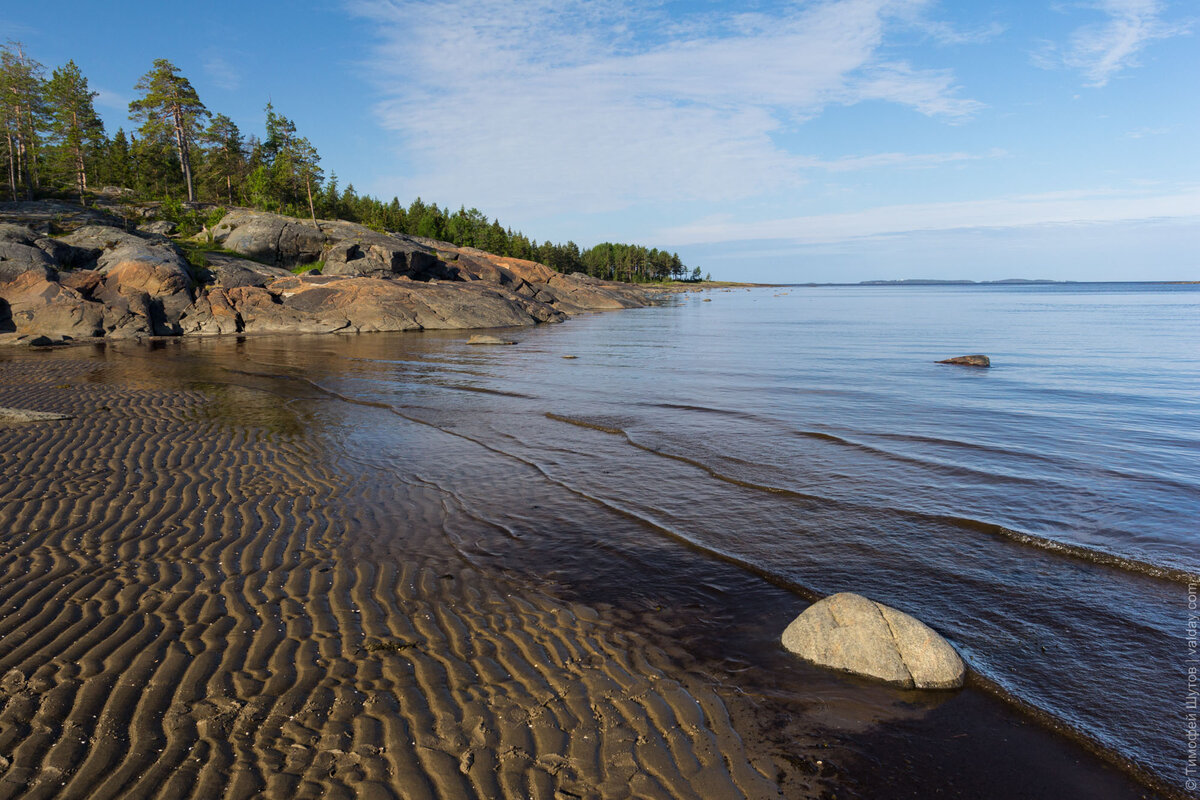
[203,282,1199,793]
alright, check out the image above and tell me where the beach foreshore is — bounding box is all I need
[0,339,1171,799]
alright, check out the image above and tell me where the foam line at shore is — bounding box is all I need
[545,412,1199,585]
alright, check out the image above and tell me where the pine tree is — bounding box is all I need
[45,60,104,204]
[101,128,133,189]
[201,113,244,204]
[261,103,322,226]
[0,42,47,200]
[129,59,208,202]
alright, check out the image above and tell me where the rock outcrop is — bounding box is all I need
[937,354,991,367]
[781,592,965,689]
[208,209,326,268]
[1,202,662,344]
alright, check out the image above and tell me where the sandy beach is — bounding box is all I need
[0,346,814,799]
[0,337,1174,799]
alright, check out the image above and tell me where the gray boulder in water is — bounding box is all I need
[782,592,965,689]
[467,334,516,345]
[937,354,990,367]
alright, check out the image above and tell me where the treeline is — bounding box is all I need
[0,43,705,282]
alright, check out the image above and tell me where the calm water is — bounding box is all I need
[97,283,1200,793]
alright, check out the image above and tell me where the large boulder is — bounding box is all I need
[179,287,243,336]
[543,273,649,311]
[199,251,293,289]
[96,243,196,335]
[0,200,126,234]
[0,271,105,339]
[223,284,354,334]
[0,240,58,283]
[58,224,144,254]
[210,275,563,335]
[782,593,965,689]
[321,237,452,281]
[208,210,326,267]
[0,223,38,245]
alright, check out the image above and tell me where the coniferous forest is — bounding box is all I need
[0,44,704,282]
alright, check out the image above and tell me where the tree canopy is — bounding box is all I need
[128,58,209,202]
[0,45,702,282]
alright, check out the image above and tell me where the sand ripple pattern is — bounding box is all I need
[0,360,782,799]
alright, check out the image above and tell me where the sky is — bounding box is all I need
[3,0,1197,282]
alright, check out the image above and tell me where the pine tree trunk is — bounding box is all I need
[4,128,16,201]
[226,174,232,205]
[172,104,195,202]
[306,176,318,230]
[23,106,39,196]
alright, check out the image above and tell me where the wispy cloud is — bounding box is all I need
[203,53,242,91]
[798,148,1006,172]
[916,18,1007,46]
[655,185,1200,245]
[0,18,37,39]
[1036,0,1190,87]
[94,89,131,114]
[1125,125,1174,138]
[350,0,981,217]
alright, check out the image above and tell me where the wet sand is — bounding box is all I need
[0,340,1170,799]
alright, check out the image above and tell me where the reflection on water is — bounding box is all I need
[189,382,309,437]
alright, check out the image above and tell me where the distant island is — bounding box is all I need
[858,278,1065,285]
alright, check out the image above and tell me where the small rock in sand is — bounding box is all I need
[0,407,74,423]
[782,592,965,689]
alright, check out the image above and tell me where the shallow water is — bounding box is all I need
[209,282,1198,793]
[4,282,1195,796]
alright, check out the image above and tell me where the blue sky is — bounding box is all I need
[3,0,1197,282]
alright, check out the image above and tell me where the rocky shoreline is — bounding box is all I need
[0,201,670,346]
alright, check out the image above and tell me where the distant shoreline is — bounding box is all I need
[777,279,1200,287]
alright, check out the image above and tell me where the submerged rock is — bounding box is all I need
[937,354,990,367]
[782,592,965,689]
[467,334,517,345]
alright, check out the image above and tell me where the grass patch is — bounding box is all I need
[291,261,324,275]
[176,240,249,269]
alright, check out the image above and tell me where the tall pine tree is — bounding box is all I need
[0,42,47,200]
[45,60,104,204]
[129,59,208,202]
[201,113,245,204]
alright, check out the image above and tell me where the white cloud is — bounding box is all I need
[93,89,130,113]
[350,0,981,217]
[798,148,1005,171]
[655,185,1200,245]
[203,54,241,91]
[1038,0,1190,87]
[1125,125,1174,138]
